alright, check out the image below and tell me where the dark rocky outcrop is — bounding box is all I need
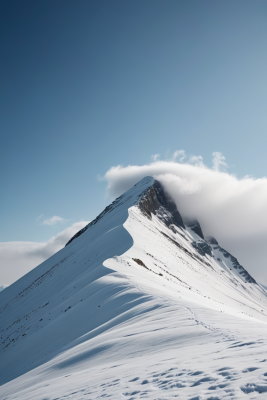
[206,236,219,245]
[183,218,204,239]
[139,180,185,229]
[132,258,148,269]
[192,241,213,257]
[214,245,256,284]
[206,237,256,283]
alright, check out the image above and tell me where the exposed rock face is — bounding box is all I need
[183,218,204,240]
[213,245,257,284]
[206,236,219,245]
[139,180,185,229]
[192,241,213,257]
[205,236,256,284]
[183,218,213,257]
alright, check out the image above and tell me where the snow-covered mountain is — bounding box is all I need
[1,176,267,399]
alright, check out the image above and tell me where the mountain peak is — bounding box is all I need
[1,176,267,399]
[66,176,185,246]
[66,176,155,246]
[138,179,185,229]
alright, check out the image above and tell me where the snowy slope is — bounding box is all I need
[1,176,267,399]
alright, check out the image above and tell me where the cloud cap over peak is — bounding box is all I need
[104,151,267,285]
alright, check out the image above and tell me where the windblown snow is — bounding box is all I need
[1,176,267,399]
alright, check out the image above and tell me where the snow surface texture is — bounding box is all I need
[1,176,267,399]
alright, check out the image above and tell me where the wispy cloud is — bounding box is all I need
[188,155,204,166]
[36,214,44,221]
[0,221,89,285]
[151,154,160,162]
[212,151,228,172]
[172,150,186,162]
[103,151,267,285]
[43,216,67,226]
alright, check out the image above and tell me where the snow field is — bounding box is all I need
[1,177,267,399]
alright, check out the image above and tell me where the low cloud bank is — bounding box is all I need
[104,152,267,285]
[0,221,89,286]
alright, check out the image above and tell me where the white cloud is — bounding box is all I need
[103,152,267,285]
[43,216,67,225]
[0,221,89,286]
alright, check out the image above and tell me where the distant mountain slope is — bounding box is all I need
[1,176,267,399]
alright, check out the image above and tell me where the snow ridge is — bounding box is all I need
[1,176,267,399]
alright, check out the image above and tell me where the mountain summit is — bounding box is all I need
[1,177,267,399]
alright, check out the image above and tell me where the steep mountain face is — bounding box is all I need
[1,177,267,400]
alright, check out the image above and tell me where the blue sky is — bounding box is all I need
[1,0,267,244]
